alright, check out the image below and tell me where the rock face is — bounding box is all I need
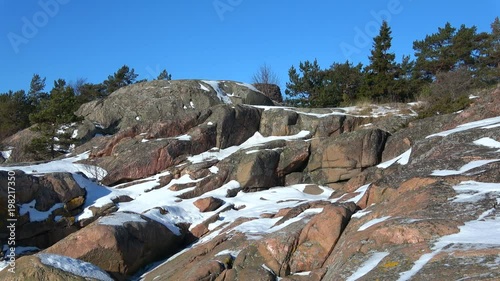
[308,129,389,186]
[2,84,500,280]
[0,171,85,249]
[43,212,186,280]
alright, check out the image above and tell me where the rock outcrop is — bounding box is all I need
[1,83,499,280]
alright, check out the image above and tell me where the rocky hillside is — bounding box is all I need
[0,80,499,281]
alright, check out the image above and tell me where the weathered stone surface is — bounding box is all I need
[0,171,85,248]
[234,149,281,191]
[193,196,225,212]
[277,140,310,177]
[76,80,271,133]
[44,212,185,279]
[0,254,113,281]
[308,129,389,185]
[253,83,283,103]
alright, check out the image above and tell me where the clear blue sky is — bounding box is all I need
[0,0,498,94]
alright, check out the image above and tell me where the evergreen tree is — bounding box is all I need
[324,61,363,105]
[360,20,397,102]
[0,90,31,141]
[103,65,138,94]
[27,74,48,108]
[477,17,500,84]
[285,59,326,107]
[157,69,172,80]
[27,79,81,160]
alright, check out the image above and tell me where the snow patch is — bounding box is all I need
[201,80,233,104]
[358,216,391,231]
[98,212,147,226]
[451,181,500,203]
[187,131,310,164]
[431,159,500,176]
[215,249,241,257]
[37,253,114,281]
[474,137,500,151]
[352,209,372,219]
[377,149,411,169]
[199,83,210,92]
[398,206,500,281]
[346,252,390,281]
[343,183,371,204]
[19,200,64,222]
[0,149,12,159]
[175,134,192,141]
[427,116,500,138]
[209,166,219,174]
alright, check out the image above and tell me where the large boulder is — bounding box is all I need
[0,171,85,249]
[43,212,186,279]
[259,107,366,138]
[252,83,283,103]
[0,254,113,281]
[308,129,389,186]
[75,80,272,134]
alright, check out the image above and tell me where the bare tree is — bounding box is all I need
[251,63,282,102]
[252,63,280,85]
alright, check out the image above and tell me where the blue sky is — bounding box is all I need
[0,0,498,94]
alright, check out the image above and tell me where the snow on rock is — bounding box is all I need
[398,207,500,281]
[426,116,500,138]
[431,159,500,176]
[215,249,242,257]
[19,200,65,222]
[98,212,147,226]
[340,183,371,204]
[209,166,219,174]
[187,130,310,164]
[235,82,262,93]
[201,80,233,104]
[474,137,500,151]
[199,83,210,92]
[358,216,391,231]
[377,149,412,169]
[346,252,390,281]
[0,149,12,160]
[175,134,192,141]
[451,181,500,204]
[0,151,91,175]
[37,253,114,281]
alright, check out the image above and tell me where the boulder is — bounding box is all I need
[0,254,113,281]
[0,171,85,248]
[43,212,186,279]
[253,83,283,103]
[193,196,225,212]
[75,80,272,133]
[308,129,389,185]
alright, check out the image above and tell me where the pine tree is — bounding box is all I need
[27,74,48,108]
[157,69,172,80]
[103,65,139,94]
[360,20,397,102]
[285,59,326,107]
[27,79,81,160]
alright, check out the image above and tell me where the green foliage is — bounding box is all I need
[359,21,399,102]
[285,59,363,107]
[157,69,172,80]
[27,79,82,160]
[103,65,138,94]
[418,68,474,118]
[0,90,31,142]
